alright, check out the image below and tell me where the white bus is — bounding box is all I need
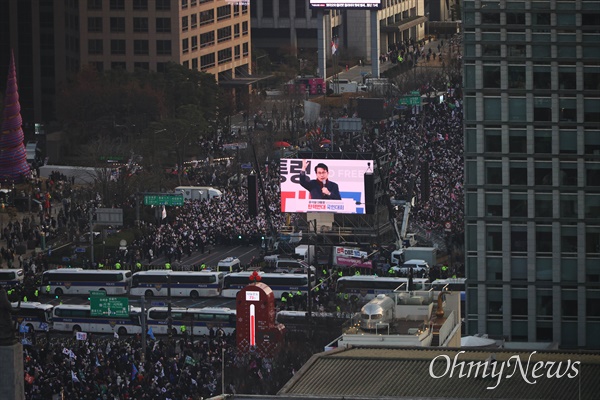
[52,304,142,336]
[11,302,53,332]
[0,269,24,288]
[130,271,223,298]
[431,278,466,292]
[221,272,315,299]
[146,306,236,337]
[336,275,431,303]
[40,269,132,296]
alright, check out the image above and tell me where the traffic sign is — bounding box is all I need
[89,290,106,297]
[90,296,129,317]
[75,247,86,253]
[143,194,184,206]
[398,96,422,106]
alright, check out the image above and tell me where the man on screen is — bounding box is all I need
[298,159,341,200]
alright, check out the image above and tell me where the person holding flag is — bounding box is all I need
[147,326,156,341]
[331,39,338,56]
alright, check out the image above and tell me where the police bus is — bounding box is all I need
[51,304,142,336]
[145,306,236,337]
[335,275,431,303]
[221,272,315,299]
[130,270,224,298]
[0,269,24,288]
[11,302,53,332]
[40,269,132,296]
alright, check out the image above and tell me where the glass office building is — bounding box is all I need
[463,0,600,348]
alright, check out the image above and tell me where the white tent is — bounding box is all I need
[460,335,497,348]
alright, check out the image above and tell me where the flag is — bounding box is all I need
[39,322,49,331]
[331,40,338,55]
[114,331,119,339]
[24,373,34,385]
[132,364,139,381]
[19,324,30,333]
[95,355,101,367]
[161,205,167,220]
[147,327,156,341]
[71,371,80,383]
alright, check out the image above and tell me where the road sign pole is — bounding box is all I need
[89,208,94,267]
[140,295,146,363]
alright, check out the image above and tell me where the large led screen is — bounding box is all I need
[280,158,373,214]
[309,0,382,9]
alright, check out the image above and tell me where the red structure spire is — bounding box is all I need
[0,50,30,183]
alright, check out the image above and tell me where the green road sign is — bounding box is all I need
[89,290,106,297]
[90,296,129,317]
[143,194,184,206]
[398,96,422,106]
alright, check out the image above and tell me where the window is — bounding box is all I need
[559,98,577,122]
[200,10,214,25]
[510,162,528,185]
[134,40,149,55]
[111,39,126,55]
[88,0,102,10]
[242,42,249,56]
[217,26,231,43]
[486,162,502,184]
[584,68,600,90]
[585,195,600,219]
[511,289,528,318]
[279,0,289,17]
[133,0,148,10]
[535,163,552,186]
[536,259,553,281]
[562,290,578,318]
[192,58,198,70]
[486,225,502,252]
[88,17,102,32]
[536,227,553,253]
[111,62,126,70]
[585,100,600,123]
[559,163,578,186]
[586,164,600,187]
[182,16,188,31]
[559,69,577,90]
[586,227,600,255]
[532,12,550,26]
[482,44,501,56]
[134,18,148,33]
[182,38,189,53]
[201,52,215,70]
[487,288,503,315]
[532,45,551,58]
[506,12,525,25]
[483,66,500,88]
[585,131,600,155]
[200,31,215,48]
[481,12,500,24]
[234,24,240,38]
[537,290,553,317]
[191,36,198,51]
[485,193,503,217]
[218,48,232,64]
[509,130,526,153]
[88,39,103,55]
[263,0,273,18]
[217,5,231,20]
[507,45,526,57]
[534,98,552,122]
[534,130,552,153]
[560,194,578,218]
[110,17,125,33]
[508,66,526,89]
[486,258,503,281]
[156,18,171,33]
[509,98,527,122]
[191,14,197,29]
[110,0,124,10]
[156,40,171,55]
[156,0,170,10]
[484,98,501,120]
[535,194,552,218]
[181,0,188,8]
[533,67,551,89]
[510,193,527,217]
[484,130,501,152]
[242,21,248,35]
[234,45,241,59]
[511,227,527,252]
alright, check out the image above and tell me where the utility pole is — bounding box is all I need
[89,207,95,267]
[167,273,173,347]
[140,295,146,363]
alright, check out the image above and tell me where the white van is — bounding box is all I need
[217,257,242,274]
[396,259,430,274]
[294,244,315,264]
[275,259,316,274]
[175,186,222,201]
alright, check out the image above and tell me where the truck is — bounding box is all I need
[327,78,364,94]
[332,246,372,269]
[294,244,315,265]
[174,186,222,201]
[391,246,437,267]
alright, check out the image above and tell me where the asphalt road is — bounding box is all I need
[145,244,262,269]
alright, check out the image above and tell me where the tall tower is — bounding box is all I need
[463,0,600,349]
[0,51,30,184]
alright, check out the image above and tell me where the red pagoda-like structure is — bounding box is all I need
[0,51,30,183]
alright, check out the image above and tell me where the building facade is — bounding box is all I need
[463,0,600,349]
[250,0,426,62]
[0,0,252,123]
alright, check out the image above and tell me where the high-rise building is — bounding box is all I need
[0,0,252,123]
[463,0,600,349]
[250,0,427,61]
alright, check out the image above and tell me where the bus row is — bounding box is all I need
[32,269,465,303]
[12,302,237,337]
